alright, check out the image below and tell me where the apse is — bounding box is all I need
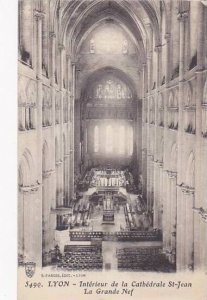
[78,69,139,170]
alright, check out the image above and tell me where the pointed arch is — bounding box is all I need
[19,149,35,187]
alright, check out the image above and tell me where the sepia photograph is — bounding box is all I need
[17,0,207,299]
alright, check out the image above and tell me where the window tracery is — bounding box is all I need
[90,39,95,53]
[122,39,128,54]
[94,79,132,100]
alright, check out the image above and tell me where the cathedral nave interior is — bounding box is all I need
[18,0,207,273]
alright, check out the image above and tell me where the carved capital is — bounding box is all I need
[192,207,207,223]
[167,170,177,179]
[177,11,189,22]
[66,53,71,60]
[164,33,171,41]
[55,160,63,166]
[42,169,55,179]
[154,45,162,53]
[58,44,65,51]
[71,61,77,66]
[49,31,56,39]
[34,10,45,21]
[177,183,195,194]
[19,183,40,194]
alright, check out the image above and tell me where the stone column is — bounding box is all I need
[49,32,57,241]
[58,44,65,207]
[177,11,188,180]
[74,99,81,175]
[158,162,164,230]
[147,154,153,210]
[34,10,43,181]
[155,45,162,88]
[183,187,195,271]
[194,2,205,269]
[70,61,76,198]
[66,55,72,200]
[176,185,183,271]
[42,170,55,253]
[20,185,42,265]
[162,170,168,251]
[18,189,24,259]
[166,171,172,252]
[141,64,147,199]
[169,172,177,264]
[145,21,153,91]
[164,33,171,84]
[34,10,44,266]
[153,161,160,228]
[179,187,187,270]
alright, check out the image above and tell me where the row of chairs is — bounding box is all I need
[70,230,162,242]
[57,244,103,271]
[116,246,162,257]
[64,244,102,253]
[116,246,173,272]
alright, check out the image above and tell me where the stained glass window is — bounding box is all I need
[119,126,125,154]
[106,125,113,152]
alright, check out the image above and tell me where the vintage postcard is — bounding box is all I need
[17,0,207,299]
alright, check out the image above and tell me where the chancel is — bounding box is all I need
[18,0,207,273]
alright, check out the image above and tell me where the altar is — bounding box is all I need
[102,194,115,224]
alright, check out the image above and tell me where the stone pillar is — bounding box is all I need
[58,44,65,206]
[153,161,160,228]
[18,189,24,258]
[147,154,153,210]
[194,2,205,270]
[20,185,42,265]
[49,31,57,240]
[184,187,195,271]
[70,62,76,198]
[42,170,55,253]
[155,45,162,88]
[34,10,44,266]
[178,185,195,271]
[164,33,171,84]
[166,171,171,252]
[74,99,81,175]
[158,162,164,230]
[162,170,168,251]
[64,153,70,207]
[180,188,186,270]
[152,45,162,227]
[169,172,177,264]
[176,185,183,271]
[177,10,188,180]
[145,21,153,91]
[66,55,72,200]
